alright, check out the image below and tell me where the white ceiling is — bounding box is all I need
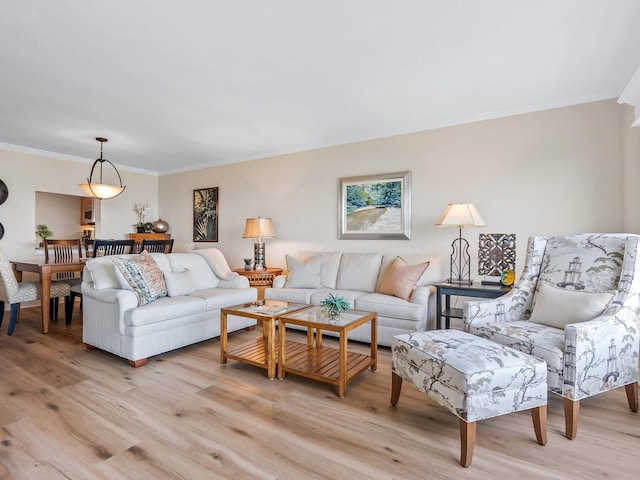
[1,0,640,175]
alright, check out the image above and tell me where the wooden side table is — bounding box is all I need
[233,267,283,299]
[436,281,511,330]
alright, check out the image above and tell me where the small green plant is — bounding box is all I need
[320,293,350,319]
[35,224,53,241]
[243,258,253,266]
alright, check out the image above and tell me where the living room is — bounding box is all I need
[1,2,640,478]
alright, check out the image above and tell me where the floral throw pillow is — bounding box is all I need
[112,250,168,306]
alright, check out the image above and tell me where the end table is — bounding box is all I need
[233,267,283,299]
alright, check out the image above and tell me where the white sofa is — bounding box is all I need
[265,252,443,346]
[82,249,257,366]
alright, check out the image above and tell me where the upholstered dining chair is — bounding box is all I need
[140,239,174,253]
[0,247,72,334]
[92,239,135,257]
[464,233,640,439]
[44,239,83,319]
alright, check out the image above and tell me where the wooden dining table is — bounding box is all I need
[10,256,85,334]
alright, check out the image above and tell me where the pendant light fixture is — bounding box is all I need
[79,137,126,199]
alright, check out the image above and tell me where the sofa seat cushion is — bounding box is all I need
[468,320,565,374]
[265,288,331,304]
[355,292,426,322]
[190,288,257,311]
[310,290,367,308]
[125,295,205,327]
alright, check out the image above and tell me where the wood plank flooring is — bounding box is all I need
[0,306,638,479]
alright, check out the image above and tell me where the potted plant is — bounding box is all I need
[320,293,350,321]
[243,258,253,271]
[35,224,53,247]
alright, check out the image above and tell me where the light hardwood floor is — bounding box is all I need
[0,306,638,479]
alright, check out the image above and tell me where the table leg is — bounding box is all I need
[266,318,275,379]
[370,316,377,371]
[40,267,51,334]
[436,288,442,330]
[338,330,347,398]
[444,292,451,329]
[278,320,286,379]
[220,312,228,364]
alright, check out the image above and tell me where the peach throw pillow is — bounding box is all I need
[377,257,430,301]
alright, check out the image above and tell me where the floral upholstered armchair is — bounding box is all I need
[464,234,640,439]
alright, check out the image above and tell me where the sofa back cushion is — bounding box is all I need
[336,253,383,292]
[299,251,342,288]
[168,253,220,289]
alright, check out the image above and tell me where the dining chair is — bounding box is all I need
[92,239,136,257]
[0,247,72,334]
[140,239,174,254]
[44,239,83,319]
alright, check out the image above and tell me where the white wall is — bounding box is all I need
[35,192,84,244]
[0,149,159,259]
[158,99,632,277]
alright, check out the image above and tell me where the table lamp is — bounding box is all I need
[243,217,276,270]
[435,203,485,284]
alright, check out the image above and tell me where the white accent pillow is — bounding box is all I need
[528,281,613,329]
[164,268,198,297]
[285,255,322,288]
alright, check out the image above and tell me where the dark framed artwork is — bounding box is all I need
[338,171,411,240]
[478,233,516,275]
[193,187,218,242]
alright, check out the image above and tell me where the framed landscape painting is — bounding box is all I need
[338,171,411,240]
[193,187,218,242]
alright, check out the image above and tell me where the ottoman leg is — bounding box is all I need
[625,382,639,412]
[563,398,579,440]
[531,405,547,445]
[459,419,476,468]
[390,372,403,406]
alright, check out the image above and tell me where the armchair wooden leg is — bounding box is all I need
[390,372,403,406]
[531,405,547,445]
[563,398,579,440]
[625,382,639,412]
[459,419,476,467]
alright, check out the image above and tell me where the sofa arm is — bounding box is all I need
[272,275,286,288]
[218,276,250,289]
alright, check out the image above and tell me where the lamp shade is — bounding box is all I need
[435,203,486,228]
[243,217,276,239]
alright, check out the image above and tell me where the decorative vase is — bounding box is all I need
[152,219,169,233]
[144,222,154,232]
[136,226,145,233]
[244,265,251,271]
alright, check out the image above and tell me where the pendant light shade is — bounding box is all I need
[79,137,126,200]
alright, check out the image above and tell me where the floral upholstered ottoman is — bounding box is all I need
[391,329,547,467]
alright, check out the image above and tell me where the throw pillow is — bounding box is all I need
[284,254,322,288]
[163,268,197,297]
[112,250,168,306]
[528,281,613,329]
[377,257,430,301]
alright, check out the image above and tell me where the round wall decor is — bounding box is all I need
[0,179,8,205]
[0,222,4,240]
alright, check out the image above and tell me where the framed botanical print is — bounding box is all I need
[338,171,411,240]
[193,187,218,242]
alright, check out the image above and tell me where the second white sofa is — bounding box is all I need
[82,248,258,366]
[265,251,443,346]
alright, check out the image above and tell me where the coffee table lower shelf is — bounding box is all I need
[225,338,273,371]
[280,340,374,387]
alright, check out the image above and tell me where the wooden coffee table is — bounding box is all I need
[277,306,377,397]
[220,300,310,378]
